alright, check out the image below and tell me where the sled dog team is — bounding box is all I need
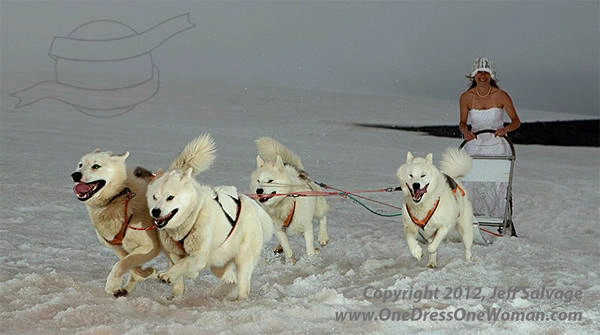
[72,134,473,299]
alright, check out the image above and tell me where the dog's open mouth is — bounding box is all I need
[258,191,277,203]
[153,209,179,229]
[73,180,106,201]
[407,183,429,203]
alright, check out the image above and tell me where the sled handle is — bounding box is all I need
[459,129,516,157]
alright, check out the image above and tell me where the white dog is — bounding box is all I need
[250,137,329,264]
[71,135,214,297]
[396,148,474,268]
[147,136,273,299]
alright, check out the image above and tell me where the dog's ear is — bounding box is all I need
[114,151,129,161]
[425,153,433,163]
[93,148,102,153]
[155,168,164,178]
[406,152,414,163]
[256,155,265,168]
[275,155,285,170]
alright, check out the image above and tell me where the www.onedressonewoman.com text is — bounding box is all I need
[335,285,585,322]
[335,307,583,322]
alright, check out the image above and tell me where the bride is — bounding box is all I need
[459,57,521,217]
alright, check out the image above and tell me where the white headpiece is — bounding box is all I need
[470,57,496,79]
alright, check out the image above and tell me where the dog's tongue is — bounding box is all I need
[415,187,427,198]
[413,184,428,200]
[74,182,92,194]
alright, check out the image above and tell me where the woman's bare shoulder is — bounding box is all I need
[460,89,475,99]
[494,88,512,100]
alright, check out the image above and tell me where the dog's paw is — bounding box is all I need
[306,248,320,257]
[318,231,329,246]
[286,256,297,265]
[464,251,473,261]
[427,252,437,268]
[235,292,250,300]
[409,246,423,261]
[172,280,184,297]
[158,271,174,284]
[113,289,128,298]
[221,269,237,284]
[105,276,123,296]
[166,292,184,301]
[273,244,284,254]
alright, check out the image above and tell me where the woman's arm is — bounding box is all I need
[495,90,520,137]
[459,91,476,141]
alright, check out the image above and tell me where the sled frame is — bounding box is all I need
[460,129,517,241]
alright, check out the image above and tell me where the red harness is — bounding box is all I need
[105,188,135,246]
[453,184,466,197]
[282,201,296,229]
[405,183,466,229]
[174,231,191,253]
[406,199,440,229]
[105,188,155,246]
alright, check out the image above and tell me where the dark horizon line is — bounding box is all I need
[354,119,600,147]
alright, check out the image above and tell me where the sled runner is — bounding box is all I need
[460,129,517,243]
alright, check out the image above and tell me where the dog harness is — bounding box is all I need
[406,199,439,229]
[405,175,466,229]
[105,188,135,246]
[104,188,156,246]
[174,231,191,253]
[445,174,466,197]
[217,194,242,243]
[174,194,243,253]
[282,201,296,229]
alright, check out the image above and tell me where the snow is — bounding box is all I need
[1,74,599,334]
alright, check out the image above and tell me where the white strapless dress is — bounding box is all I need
[464,107,511,217]
[464,107,511,156]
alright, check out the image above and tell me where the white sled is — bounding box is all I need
[460,129,517,244]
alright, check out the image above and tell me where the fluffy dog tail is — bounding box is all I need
[439,147,472,181]
[168,133,217,176]
[255,137,304,171]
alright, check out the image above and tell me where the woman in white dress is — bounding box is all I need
[459,57,520,217]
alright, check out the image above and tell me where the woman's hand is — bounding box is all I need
[463,130,477,141]
[494,128,507,137]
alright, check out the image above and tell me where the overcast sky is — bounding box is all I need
[1,1,598,116]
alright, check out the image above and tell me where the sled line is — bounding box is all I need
[479,227,504,237]
[313,180,403,211]
[341,193,402,217]
[246,180,404,217]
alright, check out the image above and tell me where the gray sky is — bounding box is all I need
[2,1,598,116]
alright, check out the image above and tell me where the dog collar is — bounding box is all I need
[106,187,133,206]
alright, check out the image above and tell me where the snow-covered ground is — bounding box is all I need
[1,74,598,334]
